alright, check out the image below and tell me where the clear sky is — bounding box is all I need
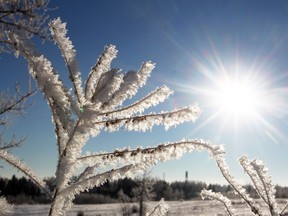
[1,0,288,186]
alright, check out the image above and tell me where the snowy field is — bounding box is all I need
[12,199,288,216]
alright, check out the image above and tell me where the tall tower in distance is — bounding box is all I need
[184,171,188,200]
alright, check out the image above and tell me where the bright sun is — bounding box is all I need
[185,55,285,143]
[193,63,269,129]
[213,75,262,119]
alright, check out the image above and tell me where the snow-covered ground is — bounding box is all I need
[13,199,288,216]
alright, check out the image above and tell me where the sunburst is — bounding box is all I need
[210,70,265,124]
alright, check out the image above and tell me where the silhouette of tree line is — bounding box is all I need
[0,175,287,204]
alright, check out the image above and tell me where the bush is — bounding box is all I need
[121,204,139,216]
[73,193,118,204]
[6,194,35,204]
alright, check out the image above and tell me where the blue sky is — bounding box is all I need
[1,0,288,186]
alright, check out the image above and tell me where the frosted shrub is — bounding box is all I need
[1,17,211,215]
[1,16,287,216]
[201,154,288,216]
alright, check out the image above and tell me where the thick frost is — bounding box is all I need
[201,189,235,216]
[5,17,209,216]
[239,156,278,216]
[0,150,51,199]
[50,18,85,107]
[0,196,13,216]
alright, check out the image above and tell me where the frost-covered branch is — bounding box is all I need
[251,159,278,215]
[11,17,268,216]
[240,156,278,216]
[95,104,201,132]
[0,150,52,199]
[74,140,221,198]
[280,203,288,216]
[213,154,262,215]
[50,18,85,107]
[103,61,155,110]
[4,14,286,216]
[0,0,49,53]
[53,164,148,215]
[201,189,235,216]
[0,84,36,117]
[0,82,36,149]
[75,139,224,183]
[148,198,170,216]
[91,68,123,105]
[0,196,13,216]
[100,85,173,118]
[28,55,72,133]
[0,135,25,150]
[85,45,118,101]
[78,139,225,169]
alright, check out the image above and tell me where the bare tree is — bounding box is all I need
[0,82,36,148]
[132,171,155,216]
[0,81,37,215]
[0,0,50,150]
[0,0,49,53]
[0,1,49,214]
[0,84,36,216]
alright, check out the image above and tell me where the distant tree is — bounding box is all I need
[173,188,184,200]
[207,183,226,193]
[244,184,259,199]
[153,180,171,201]
[117,188,131,203]
[170,181,183,199]
[6,175,18,196]
[132,171,155,216]
[275,186,288,199]
[116,178,137,199]
[0,175,40,197]
[169,181,206,200]
[44,176,56,192]
[0,177,7,193]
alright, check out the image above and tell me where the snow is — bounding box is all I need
[12,199,288,216]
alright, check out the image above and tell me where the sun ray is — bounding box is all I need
[161,29,288,147]
[189,109,224,134]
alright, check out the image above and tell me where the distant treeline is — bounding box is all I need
[0,175,287,204]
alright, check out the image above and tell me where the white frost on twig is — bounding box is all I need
[0,196,13,216]
[148,198,170,216]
